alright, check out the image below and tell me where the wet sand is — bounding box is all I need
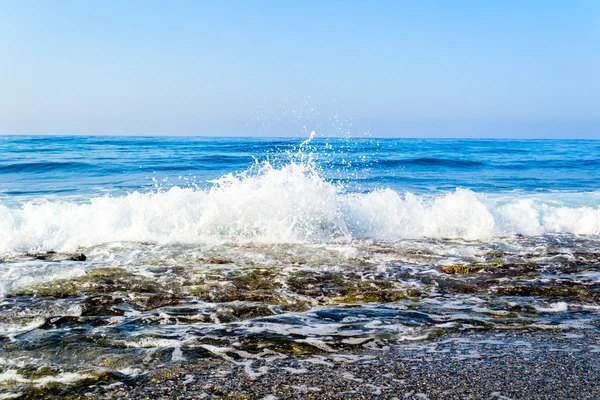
[72,329,600,400]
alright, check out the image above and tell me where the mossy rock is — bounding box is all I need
[230,269,283,291]
[9,370,117,399]
[9,267,183,314]
[487,261,505,268]
[442,282,486,295]
[188,282,239,302]
[441,265,484,274]
[202,257,233,264]
[87,267,127,277]
[221,299,312,320]
[81,292,180,316]
[11,281,80,297]
[488,311,520,319]
[213,302,276,320]
[69,253,86,261]
[81,295,125,316]
[9,267,163,298]
[130,293,181,311]
[190,282,289,305]
[483,251,504,259]
[492,262,537,271]
[15,365,60,380]
[494,285,598,298]
[335,288,422,304]
[287,271,394,300]
[188,269,284,302]
[22,251,86,262]
[239,338,321,355]
[403,249,426,255]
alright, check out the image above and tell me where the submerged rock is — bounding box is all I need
[7,369,120,400]
[287,270,417,305]
[483,251,504,259]
[202,257,233,264]
[22,251,87,262]
[10,280,80,297]
[334,288,422,304]
[493,285,599,298]
[189,268,285,303]
[8,267,183,313]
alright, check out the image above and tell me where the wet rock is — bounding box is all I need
[238,337,323,355]
[286,270,420,305]
[493,262,536,271]
[23,251,87,262]
[212,302,277,321]
[483,251,504,260]
[202,257,233,264]
[69,253,87,261]
[441,282,487,295]
[10,280,80,297]
[189,269,284,302]
[189,281,309,312]
[82,295,126,316]
[9,267,183,313]
[231,269,283,291]
[131,293,181,311]
[14,369,120,399]
[42,315,103,328]
[88,267,127,277]
[441,262,536,278]
[493,284,599,298]
[441,265,484,274]
[334,288,422,304]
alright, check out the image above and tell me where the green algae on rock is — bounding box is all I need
[8,267,183,314]
[333,288,422,304]
[3,369,121,400]
[493,284,600,298]
[441,265,484,274]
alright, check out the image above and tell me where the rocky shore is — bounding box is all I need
[64,329,600,400]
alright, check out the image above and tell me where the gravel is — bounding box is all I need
[71,329,600,399]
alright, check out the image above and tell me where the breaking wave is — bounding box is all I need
[0,160,599,253]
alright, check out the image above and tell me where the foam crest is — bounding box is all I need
[0,161,598,253]
[343,188,496,240]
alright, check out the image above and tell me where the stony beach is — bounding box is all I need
[64,329,600,400]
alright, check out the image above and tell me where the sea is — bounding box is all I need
[0,135,599,394]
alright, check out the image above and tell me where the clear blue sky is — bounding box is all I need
[1,0,599,138]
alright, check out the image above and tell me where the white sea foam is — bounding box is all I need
[0,369,93,386]
[534,302,569,313]
[0,262,87,298]
[0,161,598,253]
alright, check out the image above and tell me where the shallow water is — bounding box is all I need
[0,136,599,396]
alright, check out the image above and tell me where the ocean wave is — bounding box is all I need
[0,161,598,253]
[388,157,485,168]
[0,161,93,174]
[326,157,485,169]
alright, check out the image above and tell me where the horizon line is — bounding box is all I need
[0,134,598,141]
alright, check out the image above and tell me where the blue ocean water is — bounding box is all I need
[1,136,599,200]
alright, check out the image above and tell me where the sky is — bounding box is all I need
[0,0,599,138]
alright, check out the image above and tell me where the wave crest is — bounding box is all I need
[0,161,598,253]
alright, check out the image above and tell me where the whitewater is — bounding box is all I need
[1,160,599,253]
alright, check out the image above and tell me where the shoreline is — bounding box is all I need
[69,328,600,400]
